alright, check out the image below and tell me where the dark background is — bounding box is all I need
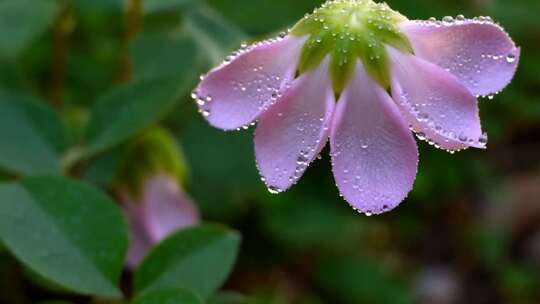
[1,0,539,303]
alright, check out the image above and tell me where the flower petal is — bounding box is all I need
[255,59,335,193]
[390,49,486,151]
[123,198,153,269]
[401,19,520,97]
[330,62,418,215]
[142,175,199,242]
[194,35,306,130]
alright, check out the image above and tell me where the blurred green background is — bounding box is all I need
[0,0,539,303]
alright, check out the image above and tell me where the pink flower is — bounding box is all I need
[120,175,200,268]
[192,1,519,215]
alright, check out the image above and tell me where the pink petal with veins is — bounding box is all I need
[390,49,485,151]
[331,62,418,215]
[255,59,334,193]
[194,35,306,130]
[401,19,520,97]
[122,175,199,269]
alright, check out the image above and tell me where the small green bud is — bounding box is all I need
[114,126,189,196]
[292,0,413,92]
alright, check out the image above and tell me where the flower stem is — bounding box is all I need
[48,0,74,108]
[119,0,142,81]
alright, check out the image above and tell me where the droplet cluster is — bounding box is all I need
[397,91,488,153]
[330,126,416,216]
[411,15,519,99]
[192,32,292,130]
[191,1,511,211]
[256,108,330,195]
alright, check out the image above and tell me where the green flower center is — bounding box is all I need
[291,0,413,93]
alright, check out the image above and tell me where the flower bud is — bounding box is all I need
[120,174,199,269]
[113,127,199,268]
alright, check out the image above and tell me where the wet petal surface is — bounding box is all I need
[194,35,306,130]
[255,59,335,193]
[331,62,418,215]
[401,19,520,97]
[390,50,485,151]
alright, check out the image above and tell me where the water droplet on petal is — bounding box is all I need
[506,54,516,63]
[442,16,454,26]
[268,186,282,194]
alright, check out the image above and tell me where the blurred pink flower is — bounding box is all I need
[192,2,519,215]
[120,175,199,268]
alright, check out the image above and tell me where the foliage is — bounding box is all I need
[0,0,539,303]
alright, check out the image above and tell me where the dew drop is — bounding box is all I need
[268,186,282,194]
[478,133,488,145]
[442,16,454,26]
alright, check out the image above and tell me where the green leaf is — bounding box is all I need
[206,0,319,35]
[490,0,540,34]
[135,224,241,299]
[143,0,197,14]
[183,4,246,66]
[73,0,123,12]
[130,31,201,81]
[0,59,26,91]
[141,1,245,68]
[262,194,363,251]
[316,256,413,304]
[0,0,60,58]
[133,289,203,304]
[0,176,128,298]
[180,117,262,219]
[81,145,126,187]
[24,266,73,294]
[208,292,249,304]
[0,91,64,175]
[86,76,189,155]
[1,92,66,153]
